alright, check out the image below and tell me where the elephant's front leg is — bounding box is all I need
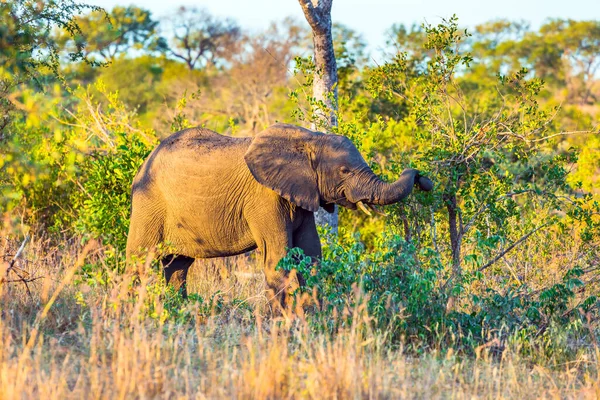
[259,215,321,310]
[247,196,307,310]
[260,237,295,309]
[247,217,294,309]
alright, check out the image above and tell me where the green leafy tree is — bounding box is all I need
[0,0,100,137]
[93,55,167,116]
[332,23,367,84]
[387,23,429,62]
[365,16,598,310]
[469,19,600,105]
[0,0,104,217]
[469,19,530,71]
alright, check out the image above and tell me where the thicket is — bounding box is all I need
[1,1,599,361]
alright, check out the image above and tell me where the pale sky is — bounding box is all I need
[86,0,600,55]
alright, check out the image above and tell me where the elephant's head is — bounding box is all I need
[244,123,433,214]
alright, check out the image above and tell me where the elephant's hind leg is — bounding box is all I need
[162,255,194,298]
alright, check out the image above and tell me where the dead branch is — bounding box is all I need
[2,276,44,284]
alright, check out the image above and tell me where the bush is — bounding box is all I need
[70,133,152,250]
[280,232,597,358]
[2,83,159,252]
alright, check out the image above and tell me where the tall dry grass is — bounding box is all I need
[1,234,599,399]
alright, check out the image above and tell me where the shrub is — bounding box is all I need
[70,132,152,250]
[281,233,597,359]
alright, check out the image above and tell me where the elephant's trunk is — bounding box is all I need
[349,168,422,206]
[371,169,421,205]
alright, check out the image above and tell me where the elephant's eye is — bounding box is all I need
[340,166,350,174]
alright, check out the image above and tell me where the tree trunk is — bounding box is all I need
[311,31,338,128]
[444,192,462,312]
[298,0,339,233]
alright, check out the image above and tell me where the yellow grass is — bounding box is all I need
[1,235,599,399]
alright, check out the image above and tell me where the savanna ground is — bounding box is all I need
[1,232,599,399]
[2,1,600,398]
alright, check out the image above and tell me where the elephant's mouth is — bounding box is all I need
[341,186,388,216]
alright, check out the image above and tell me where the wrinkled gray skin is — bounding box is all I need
[126,123,433,304]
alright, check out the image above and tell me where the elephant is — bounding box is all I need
[126,123,433,304]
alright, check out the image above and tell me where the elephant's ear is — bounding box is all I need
[244,123,321,212]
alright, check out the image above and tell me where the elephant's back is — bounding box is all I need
[159,127,250,155]
[131,127,251,195]
[156,127,252,172]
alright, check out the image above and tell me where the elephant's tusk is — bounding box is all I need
[356,201,372,216]
[369,204,389,217]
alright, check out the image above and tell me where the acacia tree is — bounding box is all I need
[163,7,241,70]
[298,0,339,231]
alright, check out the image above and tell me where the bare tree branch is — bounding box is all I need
[479,223,551,272]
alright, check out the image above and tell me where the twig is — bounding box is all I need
[3,236,29,276]
[497,125,594,143]
[3,276,44,284]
